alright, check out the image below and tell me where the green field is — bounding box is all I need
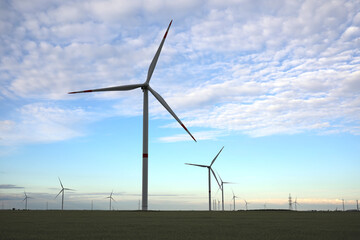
[0,210,359,240]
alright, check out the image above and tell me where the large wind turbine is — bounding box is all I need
[23,191,31,210]
[106,191,116,210]
[68,20,196,211]
[55,177,74,210]
[185,146,224,211]
[217,172,234,211]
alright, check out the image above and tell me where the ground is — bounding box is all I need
[0,210,359,239]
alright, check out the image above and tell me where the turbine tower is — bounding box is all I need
[357,200,359,211]
[217,172,233,211]
[106,191,116,211]
[23,191,31,210]
[68,20,196,211]
[185,146,224,211]
[342,199,345,211]
[55,177,74,210]
[288,193,293,210]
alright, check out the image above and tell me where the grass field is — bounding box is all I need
[1,210,359,240]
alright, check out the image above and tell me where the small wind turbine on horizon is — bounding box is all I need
[106,191,116,211]
[68,20,196,211]
[294,197,300,211]
[185,146,224,211]
[55,177,74,210]
[244,199,250,211]
[23,191,31,210]
[217,172,234,211]
[232,190,238,211]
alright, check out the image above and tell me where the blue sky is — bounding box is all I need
[0,0,359,211]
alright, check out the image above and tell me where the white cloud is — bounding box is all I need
[0,103,98,145]
[1,0,360,143]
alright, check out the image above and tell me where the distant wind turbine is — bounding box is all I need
[217,172,234,211]
[294,197,300,211]
[185,146,224,211]
[244,199,250,211]
[106,191,116,211]
[55,177,74,210]
[232,190,238,211]
[288,193,293,210]
[68,20,196,211]
[23,191,31,210]
[342,199,345,211]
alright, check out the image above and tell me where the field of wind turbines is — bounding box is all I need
[2,2,360,239]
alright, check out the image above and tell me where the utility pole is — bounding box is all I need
[91,200,93,211]
[342,199,345,211]
[288,193,293,210]
[356,200,359,211]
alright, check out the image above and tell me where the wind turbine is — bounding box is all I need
[232,190,238,211]
[55,177,74,210]
[185,146,224,211]
[217,172,234,211]
[288,193,293,210]
[23,191,31,210]
[68,20,196,211]
[294,197,300,211]
[106,191,116,211]
[244,199,250,211]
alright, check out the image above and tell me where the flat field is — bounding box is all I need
[0,210,359,240]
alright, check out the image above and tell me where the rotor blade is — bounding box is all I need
[58,177,64,189]
[216,170,223,184]
[68,84,143,94]
[64,188,75,191]
[210,168,221,188]
[148,86,196,142]
[185,163,208,168]
[146,20,172,84]
[223,182,235,184]
[210,146,224,167]
[55,189,63,199]
[111,197,116,202]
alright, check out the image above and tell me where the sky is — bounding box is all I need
[0,0,359,211]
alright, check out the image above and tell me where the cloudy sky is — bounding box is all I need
[0,0,359,211]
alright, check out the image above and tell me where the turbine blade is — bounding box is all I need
[210,146,224,167]
[185,163,208,168]
[68,84,143,94]
[211,168,221,188]
[64,188,75,191]
[58,177,64,189]
[216,171,223,184]
[148,86,196,142]
[55,189,63,199]
[146,20,172,84]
